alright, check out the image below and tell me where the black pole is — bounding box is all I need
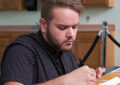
[102,21,108,68]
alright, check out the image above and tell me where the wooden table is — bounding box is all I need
[96,68,120,85]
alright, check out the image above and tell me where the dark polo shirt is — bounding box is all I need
[0,29,79,85]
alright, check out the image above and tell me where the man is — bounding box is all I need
[0,0,105,85]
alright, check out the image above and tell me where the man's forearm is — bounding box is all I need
[2,73,71,85]
[34,74,71,85]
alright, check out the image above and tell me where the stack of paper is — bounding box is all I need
[99,77,120,85]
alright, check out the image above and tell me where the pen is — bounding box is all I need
[96,80,107,82]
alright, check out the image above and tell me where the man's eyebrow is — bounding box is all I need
[73,23,79,26]
[56,23,79,27]
[56,24,69,28]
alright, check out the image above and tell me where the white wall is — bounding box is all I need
[0,11,40,25]
[0,0,120,66]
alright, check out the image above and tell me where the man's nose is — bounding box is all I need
[66,27,74,37]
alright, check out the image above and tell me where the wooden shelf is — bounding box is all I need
[81,0,114,8]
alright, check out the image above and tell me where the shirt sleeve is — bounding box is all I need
[0,44,34,85]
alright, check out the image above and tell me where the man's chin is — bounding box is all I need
[60,47,72,52]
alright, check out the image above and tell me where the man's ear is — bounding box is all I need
[40,18,47,32]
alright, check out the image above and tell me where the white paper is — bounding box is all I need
[111,68,120,73]
[99,77,120,85]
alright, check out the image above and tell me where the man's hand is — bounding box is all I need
[95,67,106,78]
[66,65,97,85]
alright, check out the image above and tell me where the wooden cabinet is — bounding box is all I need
[0,0,5,10]
[81,0,114,8]
[73,32,101,68]
[0,0,25,10]
[0,33,11,62]
[0,25,38,62]
[0,25,115,69]
[72,25,115,69]
[0,32,33,62]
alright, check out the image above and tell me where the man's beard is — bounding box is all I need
[46,28,73,52]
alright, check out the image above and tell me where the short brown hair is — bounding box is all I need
[40,0,83,23]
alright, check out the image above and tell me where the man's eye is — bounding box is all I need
[72,25,78,29]
[58,26,67,30]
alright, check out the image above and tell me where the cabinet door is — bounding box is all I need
[81,0,114,7]
[98,0,113,6]
[0,0,25,10]
[73,30,114,69]
[6,0,18,10]
[0,0,6,10]
[11,32,31,41]
[77,40,101,68]
[106,31,114,68]
[0,31,34,62]
[74,32,101,68]
[82,0,98,6]
[0,32,11,62]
